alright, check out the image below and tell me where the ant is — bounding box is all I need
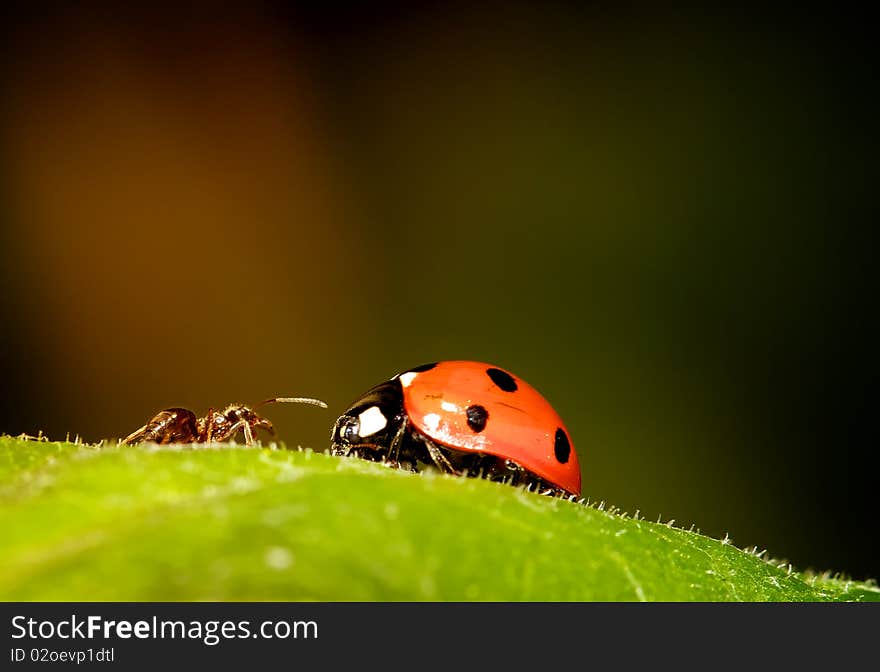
[121,397,327,446]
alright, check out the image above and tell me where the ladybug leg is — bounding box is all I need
[335,442,391,464]
[422,437,459,476]
[384,416,409,467]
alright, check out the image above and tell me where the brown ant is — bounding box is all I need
[120,397,327,446]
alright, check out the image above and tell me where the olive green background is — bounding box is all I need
[1,6,875,579]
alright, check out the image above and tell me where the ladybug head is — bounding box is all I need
[330,380,406,455]
[331,414,361,447]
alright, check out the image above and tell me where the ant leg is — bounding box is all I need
[208,419,244,444]
[220,419,258,446]
[242,421,255,446]
[204,408,216,443]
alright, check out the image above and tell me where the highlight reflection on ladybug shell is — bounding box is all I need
[397,361,581,496]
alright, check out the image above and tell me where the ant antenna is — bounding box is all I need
[259,397,328,409]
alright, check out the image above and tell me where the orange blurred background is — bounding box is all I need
[1,5,876,579]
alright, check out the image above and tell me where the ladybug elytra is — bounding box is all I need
[330,361,581,496]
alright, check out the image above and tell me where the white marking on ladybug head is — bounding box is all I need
[399,371,418,388]
[357,406,388,437]
[440,400,458,413]
[423,413,441,432]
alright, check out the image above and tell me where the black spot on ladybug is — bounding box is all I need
[554,428,571,464]
[409,362,438,373]
[466,404,489,433]
[486,368,518,392]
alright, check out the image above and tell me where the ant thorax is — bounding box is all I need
[200,405,275,443]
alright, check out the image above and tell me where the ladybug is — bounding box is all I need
[330,361,580,497]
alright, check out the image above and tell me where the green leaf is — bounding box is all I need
[0,436,875,601]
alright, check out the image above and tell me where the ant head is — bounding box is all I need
[226,405,254,420]
[207,398,326,440]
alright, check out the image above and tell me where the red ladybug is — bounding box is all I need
[330,361,581,496]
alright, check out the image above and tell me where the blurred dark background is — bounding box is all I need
[1,5,876,580]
